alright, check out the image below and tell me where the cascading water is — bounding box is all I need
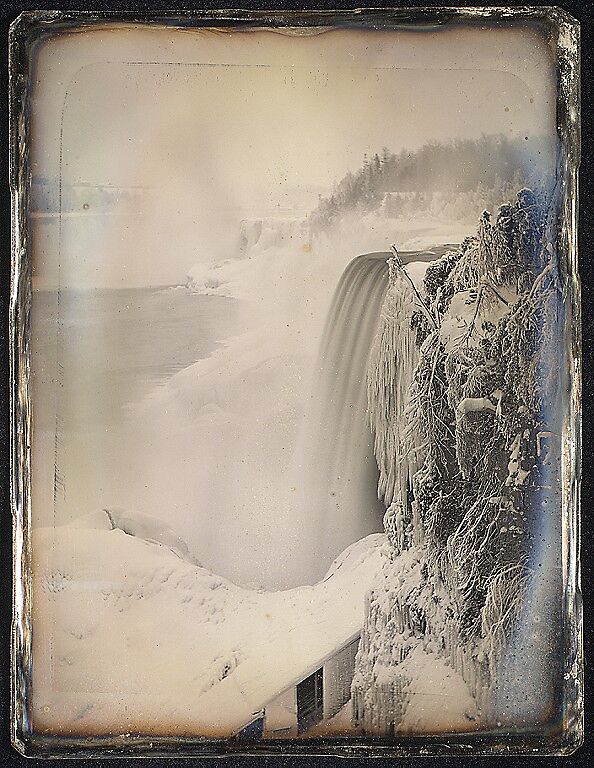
[297,253,389,580]
[298,248,448,581]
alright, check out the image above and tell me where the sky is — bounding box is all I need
[29,22,557,287]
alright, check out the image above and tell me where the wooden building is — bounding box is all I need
[235,632,360,740]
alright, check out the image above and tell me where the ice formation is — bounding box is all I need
[366,261,426,551]
[354,189,565,734]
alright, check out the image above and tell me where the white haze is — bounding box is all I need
[30,23,555,289]
[29,23,557,588]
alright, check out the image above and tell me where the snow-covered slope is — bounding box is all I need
[31,522,387,738]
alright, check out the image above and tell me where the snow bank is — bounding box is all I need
[396,646,478,733]
[104,507,199,565]
[30,521,387,738]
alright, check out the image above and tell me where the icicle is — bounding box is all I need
[366,265,425,543]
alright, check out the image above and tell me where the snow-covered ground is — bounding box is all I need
[31,513,479,740]
[31,519,387,738]
[396,647,478,733]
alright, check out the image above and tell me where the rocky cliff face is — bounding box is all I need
[353,189,564,733]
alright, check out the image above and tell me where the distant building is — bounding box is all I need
[235,632,360,741]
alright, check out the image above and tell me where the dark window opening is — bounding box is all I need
[236,715,264,742]
[297,667,324,733]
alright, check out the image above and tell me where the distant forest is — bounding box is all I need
[309,135,555,231]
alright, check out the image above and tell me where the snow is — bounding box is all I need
[439,284,516,352]
[30,521,387,738]
[140,215,461,589]
[396,646,479,734]
[352,543,483,735]
[104,507,200,565]
[457,396,497,415]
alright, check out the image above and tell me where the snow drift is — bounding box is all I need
[31,518,387,738]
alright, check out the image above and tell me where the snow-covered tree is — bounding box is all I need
[353,186,563,733]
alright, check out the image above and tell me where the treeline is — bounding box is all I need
[309,135,554,231]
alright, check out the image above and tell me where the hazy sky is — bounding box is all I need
[30,22,557,287]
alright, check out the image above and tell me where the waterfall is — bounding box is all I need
[299,248,446,580]
[300,253,389,578]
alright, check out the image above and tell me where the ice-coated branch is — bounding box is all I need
[389,244,438,329]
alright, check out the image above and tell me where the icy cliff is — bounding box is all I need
[354,189,565,733]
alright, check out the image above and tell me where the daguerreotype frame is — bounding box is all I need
[9,6,582,758]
